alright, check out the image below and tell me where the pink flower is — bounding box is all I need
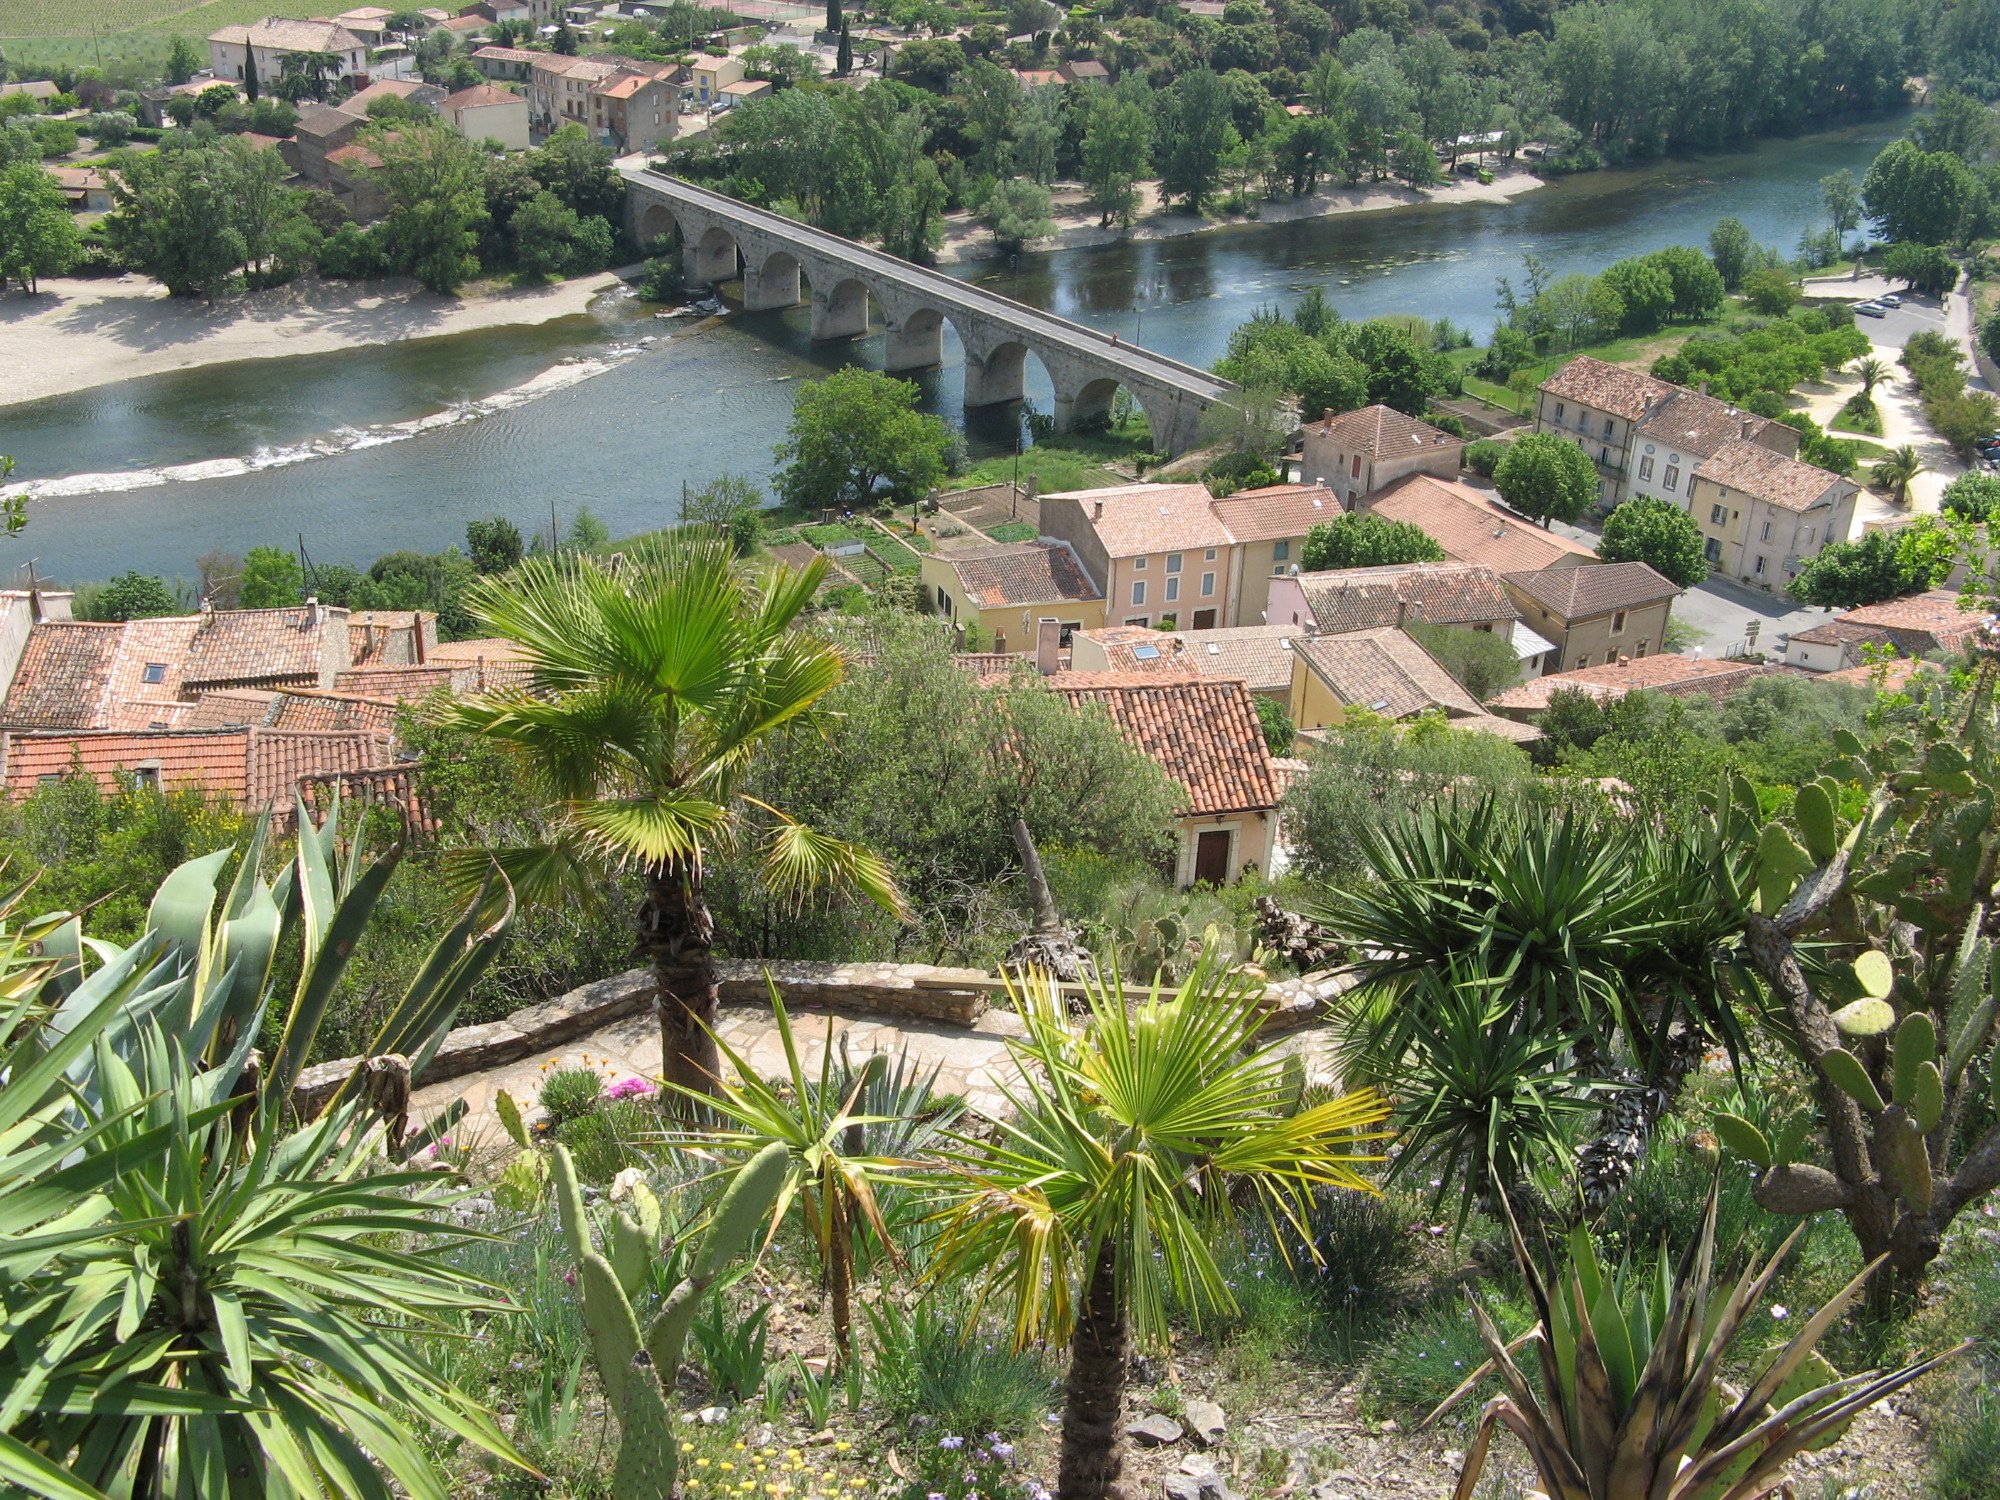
[608,1077,657,1100]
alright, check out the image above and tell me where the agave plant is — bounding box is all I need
[665,985,960,1359]
[1426,1178,1968,1500]
[2,1022,529,1499]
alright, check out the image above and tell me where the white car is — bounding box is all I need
[1854,301,1887,318]
[1879,293,1903,308]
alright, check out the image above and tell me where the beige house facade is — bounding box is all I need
[1299,404,1465,508]
[1687,441,1858,589]
[209,19,369,90]
[1501,561,1681,674]
[442,83,529,148]
[920,542,1105,650]
[1039,485,1242,631]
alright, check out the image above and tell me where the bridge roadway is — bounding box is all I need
[620,169,1235,454]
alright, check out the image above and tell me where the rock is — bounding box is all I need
[1178,1456,1217,1478]
[697,1405,730,1425]
[1127,1414,1184,1447]
[1163,1468,1230,1500]
[1184,1399,1227,1448]
[1442,1449,1465,1470]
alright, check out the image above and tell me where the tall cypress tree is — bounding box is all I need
[243,44,259,102]
[836,20,851,75]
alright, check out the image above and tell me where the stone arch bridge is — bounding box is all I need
[622,169,1234,455]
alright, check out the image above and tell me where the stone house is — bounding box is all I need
[1067,623,1306,702]
[1299,404,1465,508]
[1039,484,1241,632]
[1626,387,1798,513]
[1687,441,1858,588]
[48,167,115,214]
[1501,560,1681,674]
[690,53,744,105]
[1359,473,1598,574]
[1783,589,1991,671]
[208,18,370,92]
[443,82,529,147]
[286,102,365,181]
[1207,482,1339,626]
[471,44,539,81]
[920,541,1105,651]
[1486,654,1783,721]
[529,53,678,149]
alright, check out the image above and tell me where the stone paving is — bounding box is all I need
[412,995,1347,1143]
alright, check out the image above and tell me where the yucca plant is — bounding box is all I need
[2,1020,530,1500]
[1426,1178,1969,1500]
[665,984,958,1359]
[924,955,1392,1500]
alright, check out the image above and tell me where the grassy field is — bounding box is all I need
[1,0,319,77]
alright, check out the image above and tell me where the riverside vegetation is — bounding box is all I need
[6,530,2000,1496]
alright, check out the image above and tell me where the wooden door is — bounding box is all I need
[1192,829,1231,885]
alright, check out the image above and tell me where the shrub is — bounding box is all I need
[1363,1297,1534,1422]
[553,1095,651,1182]
[868,1298,1060,1438]
[1463,438,1504,477]
[538,1065,603,1126]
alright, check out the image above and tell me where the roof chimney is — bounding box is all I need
[1698,380,1710,396]
[1093,499,1104,521]
[306,595,323,628]
[413,612,427,664]
[1741,419,1755,438]
[1035,616,1061,676]
[994,630,1008,655]
[1396,600,1409,627]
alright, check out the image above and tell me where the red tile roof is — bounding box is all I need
[1210,482,1341,542]
[1311,404,1462,460]
[269,690,403,738]
[1502,561,1681,621]
[3,616,207,732]
[1364,474,1599,573]
[1634,388,1775,458]
[1292,627,1483,720]
[183,606,345,689]
[1838,589,1990,654]
[1539,356,1679,423]
[941,541,1101,608]
[1694,440,1851,513]
[0,726,395,817]
[1044,484,1235,557]
[1486,655,1780,712]
[332,664,467,700]
[1043,673,1278,814]
[1294,561,1517,633]
[179,689,280,730]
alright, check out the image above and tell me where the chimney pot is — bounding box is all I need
[994,630,1008,654]
[1093,500,1104,520]
[1035,616,1061,676]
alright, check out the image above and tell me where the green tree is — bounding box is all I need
[1598,256,1673,334]
[223,135,316,285]
[239,544,304,607]
[927,968,1387,1500]
[527,123,622,221]
[1882,241,1957,296]
[1708,216,1753,290]
[438,533,906,1096]
[1645,246,1725,320]
[274,49,341,103]
[1854,355,1891,396]
[1155,67,1234,211]
[980,177,1053,252]
[365,121,488,295]
[1911,88,1998,163]
[1299,511,1446,570]
[1407,619,1521,701]
[1389,129,1440,188]
[1013,81,1062,184]
[836,22,853,77]
[567,505,611,551]
[1821,166,1862,245]
[826,0,842,33]
[679,473,765,554]
[1254,695,1294,755]
[88,571,180,621]
[1333,318,1442,414]
[1740,266,1801,315]
[773,367,952,509]
[1597,496,1707,586]
[509,189,592,278]
[0,162,80,292]
[166,33,201,85]
[466,516,524,572]
[1863,140,1975,246]
[1786,521,1950,607]
[1079,87,1151,228]
[959,59,1020,177]
[1493,429,1598,525]
[1943,470,2000,523]
[243,42,260,101]
[103,146,247,299]
[1870,442,1924,505]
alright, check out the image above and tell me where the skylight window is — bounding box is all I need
[1131,644,1161,660]
[142,663,167,684]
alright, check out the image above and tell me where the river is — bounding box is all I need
[0,113,1908,582]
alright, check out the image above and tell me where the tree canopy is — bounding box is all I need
[1493,432,1598,526]
[1299,512,1446,571]
[773,368,954,509]
[1597,497,1708,587]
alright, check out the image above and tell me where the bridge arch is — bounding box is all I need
[634,199,681,254]
[1060,374,1160,446]
[743,246,804,312]
[812,274,875,342]
[691,223,741,285]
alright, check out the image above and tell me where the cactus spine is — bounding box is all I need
[553,1140,790,1500]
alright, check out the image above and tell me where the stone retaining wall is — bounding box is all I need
[292,958,1356,1116]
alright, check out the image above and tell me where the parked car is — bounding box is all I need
[1879,294,1903,307]
[1975,435,2000,451]
[1854,301,1887,317]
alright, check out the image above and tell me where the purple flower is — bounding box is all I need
[939,1436,964,1451]
[609,1077,656,1100]
[989,1444,1014,1463]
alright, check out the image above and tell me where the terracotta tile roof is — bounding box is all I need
[1364,474,1598,573]
[597,74,650,99]
[1043,673,1279,814]
[1268,755,1310,799]
[1841,589,1991,654]
[942,541,1101,608]
[473,44,540,60]
[292,102,360,140]
[1539,355,1679,423]
[327,142,385,170]
[1071,625,1196,676]
[179,689,279,730]
[421,638,537,692]
[1295,561,1518,633]
[1694,441,1849,513]
[1044,484,1235,557]
[1787,618,1889,647]
[427,636,528,664]
[1293,628,1484,721]
[332,664,466,700]
[445,83,523,109]
[269,690,403,738]
[209,17,365,50]
[1821,658,1931,690]
[183,606,345,689]
[1485,655,1778,712]
[3,623,123,730]
[1635,388,1773,457]
[298,764,436,838]
[1179,626,1308,694]
[1210,482,1340,542]
[346,611,433,665]
[0,726,394,817]
[1311,404,1462,460]
[1502,561,1680,621]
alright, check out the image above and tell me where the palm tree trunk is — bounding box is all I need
[1058,1244,1132,1500]
[641,858,720,1101]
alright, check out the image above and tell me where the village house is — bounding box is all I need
[1208,482,1339,625]
[442,82,530,147]
[528,52,679,150]
[471,44,539,82]
[1625,386,1798,512]
[689,53,745,105]
[1067,623,1306,701]
[920,541,1105,651]
[1485,654,1786,721]
[1039,484,1240,631]
[1783,588,1991,672]
[1059,58,1109,84]
[47,167,114,214]
[1266,560,1517,636]
[1687,440,1858,588]
[339,77,446,118]
[1042,670,1279,885]
[1501,561,1682,674]
[1299,404,1466,508]
[286,102,366,182]
[208,18,371,92]
[1359,473,1599,574]
[1284,627,1543,743]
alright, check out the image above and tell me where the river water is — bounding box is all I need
[0,113,1907,582]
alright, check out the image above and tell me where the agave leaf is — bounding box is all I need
[1568,1275,1623,1495]
[1708,1253,1889,1452]
[1661,1218,1808,1461]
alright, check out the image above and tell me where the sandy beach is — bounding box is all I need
[935,163,1546,266]
[0,268,625,409]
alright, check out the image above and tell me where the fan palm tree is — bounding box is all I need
[926,957,1391,1500]
[1853,354,1891,396]
[437,531,907,1098]
[1871,444,1924,505]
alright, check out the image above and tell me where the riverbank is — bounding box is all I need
[935,162,1546,266]
[0,268,627,409]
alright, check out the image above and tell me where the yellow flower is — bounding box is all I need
[849,1480,868,1490]
[787,1450,802,1459]
[719,1462,735,1472]
[697,1460,712,1470]
[834,1443,851,1454]
[735,1443,748,1452]
[762,1448,778,1457]
[682,1443,696,1453]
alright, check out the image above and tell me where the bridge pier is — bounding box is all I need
[883,310,944,372]
[811,280,871,341]
[689,227,739,286]
[1053,380,1117,436]
[742,255,800,311]
[963,343,1027,407]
